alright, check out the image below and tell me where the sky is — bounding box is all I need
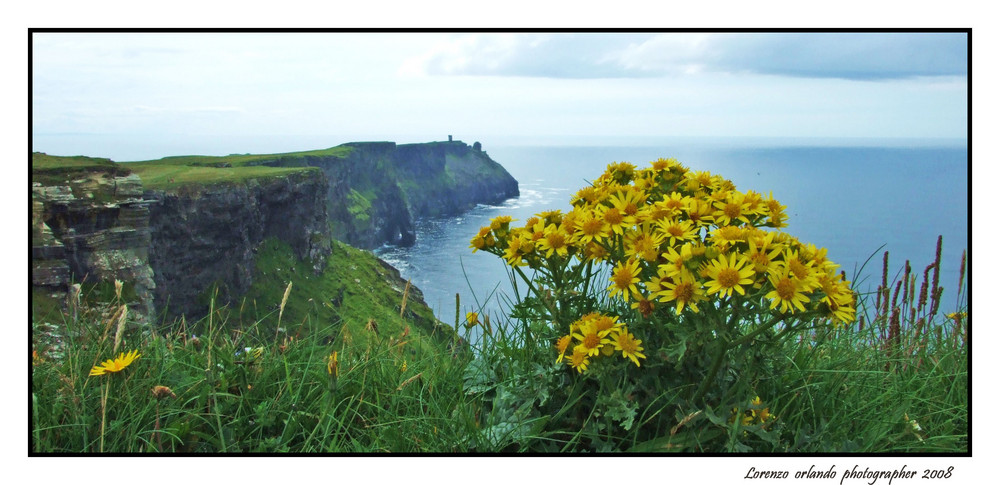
[30,31,968,160]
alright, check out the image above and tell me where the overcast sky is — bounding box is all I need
[31,32,968,159]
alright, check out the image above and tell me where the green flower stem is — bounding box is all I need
[692,335,729,404]
[513,265,561,321]
[729,310,823,348]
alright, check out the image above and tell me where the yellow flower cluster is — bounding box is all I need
[471,158,856,326]
[554,312,646,372]
[731,396,775,427]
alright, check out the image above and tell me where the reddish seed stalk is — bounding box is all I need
[902,261,911,315]
[929,236,943,317]
[880,251,891,319]
[918,264,932,313]
[956,249,967,310]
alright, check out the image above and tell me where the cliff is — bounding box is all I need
[31,139,518,327]
[143,170,331,319]
[299,140,519,248]
[32,153,157,320]
[394,140,520,219]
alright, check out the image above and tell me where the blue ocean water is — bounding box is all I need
[376,142,970,328]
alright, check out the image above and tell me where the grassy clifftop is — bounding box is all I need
[127,148,349,191]
[31,152,131,186]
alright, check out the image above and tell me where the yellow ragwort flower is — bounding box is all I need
[612,331,646,367]
[568,345,591,373]
[765,264,811,313]
[89,349,141,376]
[703,253,756,298]
[608,258,643,302]
[465,312,481,328]
[554,334,573,363]
[327,350,339,377]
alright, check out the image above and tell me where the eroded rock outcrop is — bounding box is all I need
[31,156,156,320]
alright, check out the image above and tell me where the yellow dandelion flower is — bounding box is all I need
[537,209,564,226]
[660,244,696,278]
[469,234,487,252]
[684,170,716,193]
[89,349,141,376]
[649,157,681,173]
[703,253,756,298]
[489,215,514,232]
[652,192,689,219]
[502,235,530,267]
[742,190,765,215]
[782,248,821,291]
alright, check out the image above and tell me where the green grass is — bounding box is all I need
[31,237,473,453]
[30,234,968,453]
[31,152,131,186]
[131,145,353,167]
[123,145,354,191]
[127,163,320,191]
[32,152,120,171]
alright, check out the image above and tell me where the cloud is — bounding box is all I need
[399,33,649,78]
[130,105,245,114]
[403,32,968,80]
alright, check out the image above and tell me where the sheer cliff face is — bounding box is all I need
[394,141,520,219]
[301,142,417,250]
[146,171,331,320]
[303,140,520,249]
[32,161,156,319]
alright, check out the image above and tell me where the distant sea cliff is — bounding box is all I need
[31,139,519,322]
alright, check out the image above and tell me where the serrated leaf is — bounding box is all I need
[462,358,496,394]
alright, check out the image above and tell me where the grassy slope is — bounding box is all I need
[222,238,451,355]
[30,238,472,453]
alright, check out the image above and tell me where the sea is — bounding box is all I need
[31,134,970,331]
[374,140,970,329]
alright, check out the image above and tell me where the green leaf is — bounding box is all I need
[462,358,496,394]
[597,389,638,431]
